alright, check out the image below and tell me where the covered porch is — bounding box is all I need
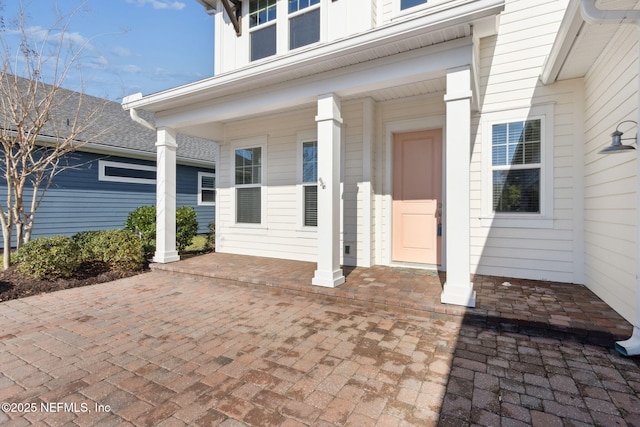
[152,252,632,345]
[122,1,507,307]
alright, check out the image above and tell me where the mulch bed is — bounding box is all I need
[0,261,146,302]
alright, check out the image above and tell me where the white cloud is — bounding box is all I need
[126,0,186,10]
[86,55,109,69]
[111,46,133,57]
[8,25,95,51]
[115,64,143,74]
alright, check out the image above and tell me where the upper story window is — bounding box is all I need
[401,0,427,10]
[289,0,320,50]
[250,0,277,61]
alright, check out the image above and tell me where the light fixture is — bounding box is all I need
[600,120,637,154]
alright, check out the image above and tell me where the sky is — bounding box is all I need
[0,0,215,101]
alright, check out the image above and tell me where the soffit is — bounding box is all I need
[551,0,640,81]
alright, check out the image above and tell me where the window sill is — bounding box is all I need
[479,215,554,229]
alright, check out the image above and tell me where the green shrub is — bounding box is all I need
[15,236,81,279]
[124,205,199,257]
[176,206,198,253]
[83,230,144,273]
[72,230,102,261]
[124,206,156,258]
[206,222,215,251]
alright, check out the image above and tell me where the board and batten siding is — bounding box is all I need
[468,0,582,283]
[0,151,215,248]
[582,23,638,323]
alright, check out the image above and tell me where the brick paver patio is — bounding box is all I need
[0,252,639,426]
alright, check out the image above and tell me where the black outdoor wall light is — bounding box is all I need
[600,120,638,154]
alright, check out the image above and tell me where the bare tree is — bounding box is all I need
[0,1,107,268]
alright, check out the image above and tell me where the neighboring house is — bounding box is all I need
[0,81,216,248]
[121,0,640,327]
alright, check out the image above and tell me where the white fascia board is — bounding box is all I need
[540,0,584,85]
[155,38,473,128]
[123,0,504,113]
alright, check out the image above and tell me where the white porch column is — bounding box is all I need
[312,93,345,287]
[441,66,476,307]
[153,127,180,263]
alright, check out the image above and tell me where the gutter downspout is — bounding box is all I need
[129,108,156,131]
[122,93,156,132]
[581,0,640,356]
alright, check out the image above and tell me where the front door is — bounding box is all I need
[392,129,442,264]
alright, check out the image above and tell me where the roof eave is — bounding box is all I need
[540,0,584,85]
[123,0,505,113]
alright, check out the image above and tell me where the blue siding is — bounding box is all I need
[0,151,215,248]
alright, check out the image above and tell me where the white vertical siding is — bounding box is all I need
[583,24,638,323]
[469,0,581,283]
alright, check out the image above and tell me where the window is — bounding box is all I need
[235,147,262,224]
[491,120,541,213]
[401,0,427,10]
[98,160,156,185]
[198,172,216,206]
[302,141,318,227]
[250,0,277,61]
[481,105,553,227]
[289,0,320,50]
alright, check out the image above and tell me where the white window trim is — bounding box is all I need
[98,160,156,185]
[230,136,267,229]
[198,171,216,206]
[296,130,318,233]
[480,104,554,228]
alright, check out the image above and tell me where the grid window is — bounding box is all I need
[491,119,541,213]
[249,0,277,27]
[235,147,262,224]
[302,141,317,227]
[289,0,320,50]
[288,0,319,13]
[250,0,277,61]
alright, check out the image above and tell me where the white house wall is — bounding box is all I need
[468,0,582,284]
[214,0,376,75]
[218,100,370,265]
[582,24,638,324]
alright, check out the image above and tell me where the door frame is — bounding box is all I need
[382,116,446,269]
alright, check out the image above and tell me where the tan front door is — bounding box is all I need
[392,129,442,265]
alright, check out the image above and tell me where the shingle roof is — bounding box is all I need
[0,75,215,164]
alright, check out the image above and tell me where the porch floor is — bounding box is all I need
[152,252,632,346]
